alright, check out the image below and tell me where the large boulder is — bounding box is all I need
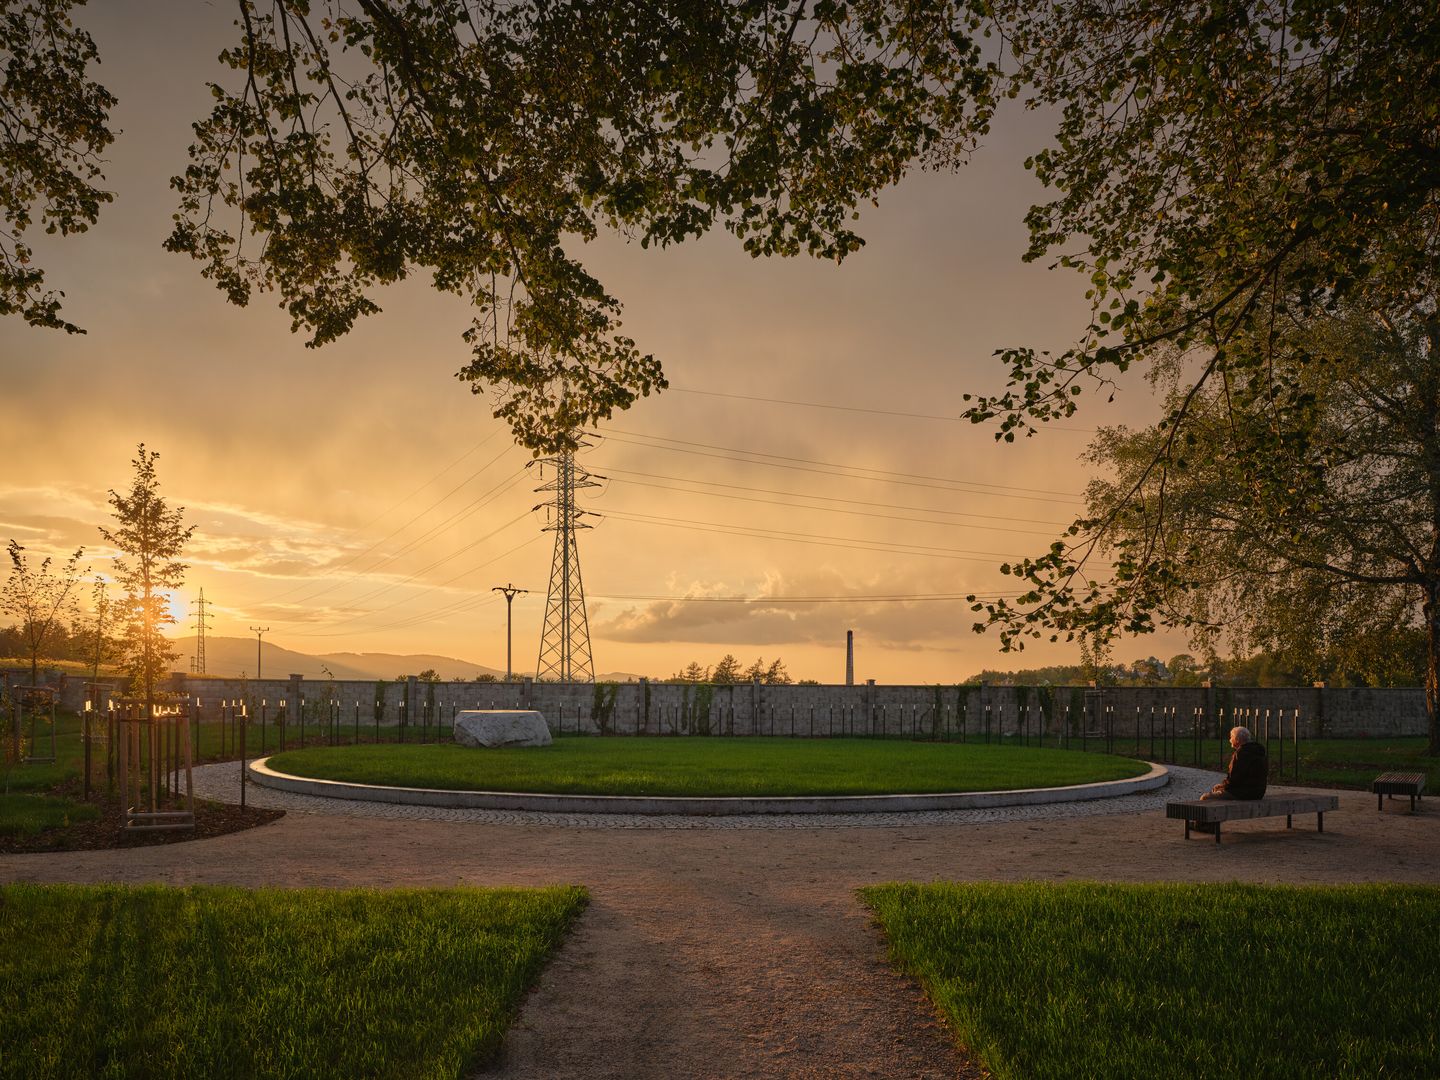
[453,709,552,749]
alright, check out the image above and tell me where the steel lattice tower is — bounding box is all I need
[533,445,600,682]
[190,588,213,675]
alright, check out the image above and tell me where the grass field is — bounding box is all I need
[0,883,587,1080]
[1289,736,1435,789]
[264,737,1150,797]
[862,881,1440,1080]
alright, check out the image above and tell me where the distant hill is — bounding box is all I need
[179,636,643,683]
[317,651,508,682]
[189,637,508,682]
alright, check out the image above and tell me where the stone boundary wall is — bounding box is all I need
[13,670,1426,739]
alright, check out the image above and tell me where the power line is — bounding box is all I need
[669,385,1098,433]
[286,533,548,637]
[280,510,537,633]
[599,467,1072,526]
[601,471,1070,536]
[600,508,1061,564]
[597,430,1084,504]
[276,472,532,616]
[254,439,520,607]
[266,464,528,613]
[589,591,1024,604]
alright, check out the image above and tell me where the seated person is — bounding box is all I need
[1201,725,1267,801]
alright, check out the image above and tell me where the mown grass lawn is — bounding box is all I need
[264,736,1150,797]
[1120,733,1435,791]
[1291,736,1435,790]
[863,881,1440,1080]
[0,793,98,835]
[0,883,587,1080]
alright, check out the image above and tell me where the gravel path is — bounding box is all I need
[6,767,1436,1079]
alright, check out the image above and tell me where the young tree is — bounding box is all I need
[98,445,195,721]
[84,575,116,684]
[710,654,743,685]
[2,539,85,682]
[763,658,792,686]
[669,661,709,684]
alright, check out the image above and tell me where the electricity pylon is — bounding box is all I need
[532,441,601,682]
[190,588,213,675]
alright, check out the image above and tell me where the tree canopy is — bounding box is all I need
[975,306,1440,746]
[0,0,114,332]
[1,537,85,682]
[99,445,195,709]
[165,0,994,450]
[965,0,1440,438]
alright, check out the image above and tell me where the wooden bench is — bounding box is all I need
[1166,795,1339,843]
[1372,771,1425,812]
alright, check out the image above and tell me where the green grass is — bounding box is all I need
[1290,736,1435,789]
[265,737,1149,797]
[862,881,1440,1080]
[0,883,587,1080]
[0,793,99,836]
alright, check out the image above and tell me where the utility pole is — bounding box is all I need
[491,584,529,681]
[191,588,213,675]
[531,439,601,681]
[250,626,269,683]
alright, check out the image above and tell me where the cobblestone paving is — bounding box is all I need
[194,760,1220,829]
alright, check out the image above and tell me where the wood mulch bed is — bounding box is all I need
[0,796,284,854]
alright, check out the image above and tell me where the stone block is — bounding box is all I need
[454,710,552,748]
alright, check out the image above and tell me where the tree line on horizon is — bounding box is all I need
[967,638,1428,691]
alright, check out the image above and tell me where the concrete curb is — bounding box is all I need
[247,758,1170,816]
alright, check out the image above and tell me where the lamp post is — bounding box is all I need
[490,584,529,681]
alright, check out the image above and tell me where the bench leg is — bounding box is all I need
[1378,792,1384,811]
[1184,820,1190,840]
[1286,814,1293,829]
[1214,822,1221,844]
[1318,812,1324,833]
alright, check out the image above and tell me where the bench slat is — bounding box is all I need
[1165,795,1339,823]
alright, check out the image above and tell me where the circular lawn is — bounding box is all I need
[263,736,1150,798]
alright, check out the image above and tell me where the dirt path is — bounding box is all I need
[4,790,1435,1078]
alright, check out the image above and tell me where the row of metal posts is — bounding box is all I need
[92,696,1303,785]
[537,699,1304,780]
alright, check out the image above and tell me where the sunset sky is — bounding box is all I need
[1,3,1188,682]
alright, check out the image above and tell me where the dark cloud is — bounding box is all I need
[593,567,980,649]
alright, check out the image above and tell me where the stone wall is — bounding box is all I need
[9,669,1428,738]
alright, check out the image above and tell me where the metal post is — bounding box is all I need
[239,705,247,809]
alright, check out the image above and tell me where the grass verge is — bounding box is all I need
[265,737,1150,797]
[1290,736,1434,789]
[0,883,587,1080]
[0,793,99,836]
[862,881,1440,1080]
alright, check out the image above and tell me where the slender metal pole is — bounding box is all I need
[492,584,529,681]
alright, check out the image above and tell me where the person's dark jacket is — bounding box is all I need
[1222,741,1268,799]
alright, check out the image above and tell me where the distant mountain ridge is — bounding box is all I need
[185,636,508,681]
[177,635,642,683]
